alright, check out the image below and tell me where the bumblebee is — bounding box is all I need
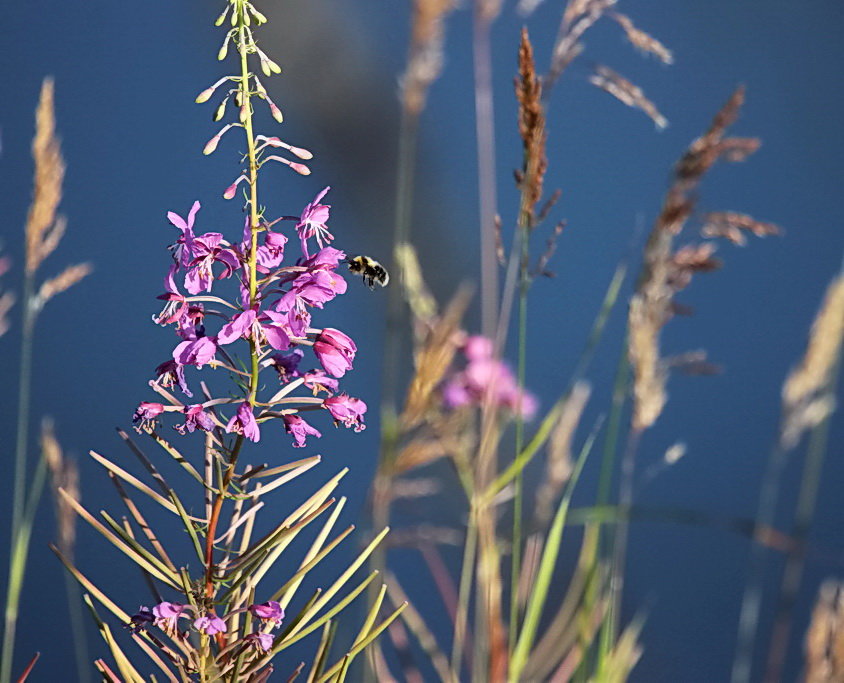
[346,255,389,289]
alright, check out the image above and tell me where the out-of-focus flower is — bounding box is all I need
[442,335,537,419]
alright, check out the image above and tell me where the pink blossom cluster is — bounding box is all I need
[132,187,366,448]
[442,335,537,418]
[129,600,284,653]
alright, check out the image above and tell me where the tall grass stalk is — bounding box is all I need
[2,78,90,683]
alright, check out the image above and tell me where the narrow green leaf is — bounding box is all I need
[317,602,408,682]
[510,418,602,681]
[306,621,337,683]
[58,490,181,589]
[285,528,389,639]
[99,511,181,584]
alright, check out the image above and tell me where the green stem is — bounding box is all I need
[2,444,47,683]
[451,507,479,682]
[203,0,261,602]
[2,269,35,683]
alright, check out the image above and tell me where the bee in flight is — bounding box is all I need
[346,255,389,289]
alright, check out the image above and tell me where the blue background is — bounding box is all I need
[0,0,842,681]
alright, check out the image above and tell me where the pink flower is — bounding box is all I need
[248,601,285,626]
[175,405,214,434]
[184,233,239,294]
[154,360,192,397]
[282,414,321,448]
[257,230,287,271]
[323,394,367,432]
[246,632,274,652]
[133,402,164,432]
[173,336,218,368]
[218,308,291,351]
[226,402,261,442]
[313,328,356,378]
[296,187,333,257]
[194,612,227,635]
[167,201,201,269]
[152,602,189,633]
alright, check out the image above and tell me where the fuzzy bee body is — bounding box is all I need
[346,255,389,289]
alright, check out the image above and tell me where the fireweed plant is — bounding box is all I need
[53,2,402,680]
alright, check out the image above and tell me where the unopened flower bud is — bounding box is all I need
[215,6,230,26]
[239,104,249,123]
[218,37,230,61]
[195,87,214,104]
[250,7,268,23]
[203,136,220,155]
[269,102,283,123]
[289,146,313,160]
[290,163,311,176]
[213,98,228,122]
[195,76,231,104]
[223,175,247,200]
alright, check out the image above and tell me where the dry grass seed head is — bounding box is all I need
[700,211,782,246]
[549,0,616,87]
[403,0,455,116]
[628,86,761,431]
[42,419,79,559]
[535,381,591,524]
[36,263,93,308]
[609,12,673,65]
[26,78,66,274]
[804,581,844,683]
[589,64,668,129]
[401,288,471,428]
[516,27,547,217]
[781,274,844,449]
[675,86,760,183]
